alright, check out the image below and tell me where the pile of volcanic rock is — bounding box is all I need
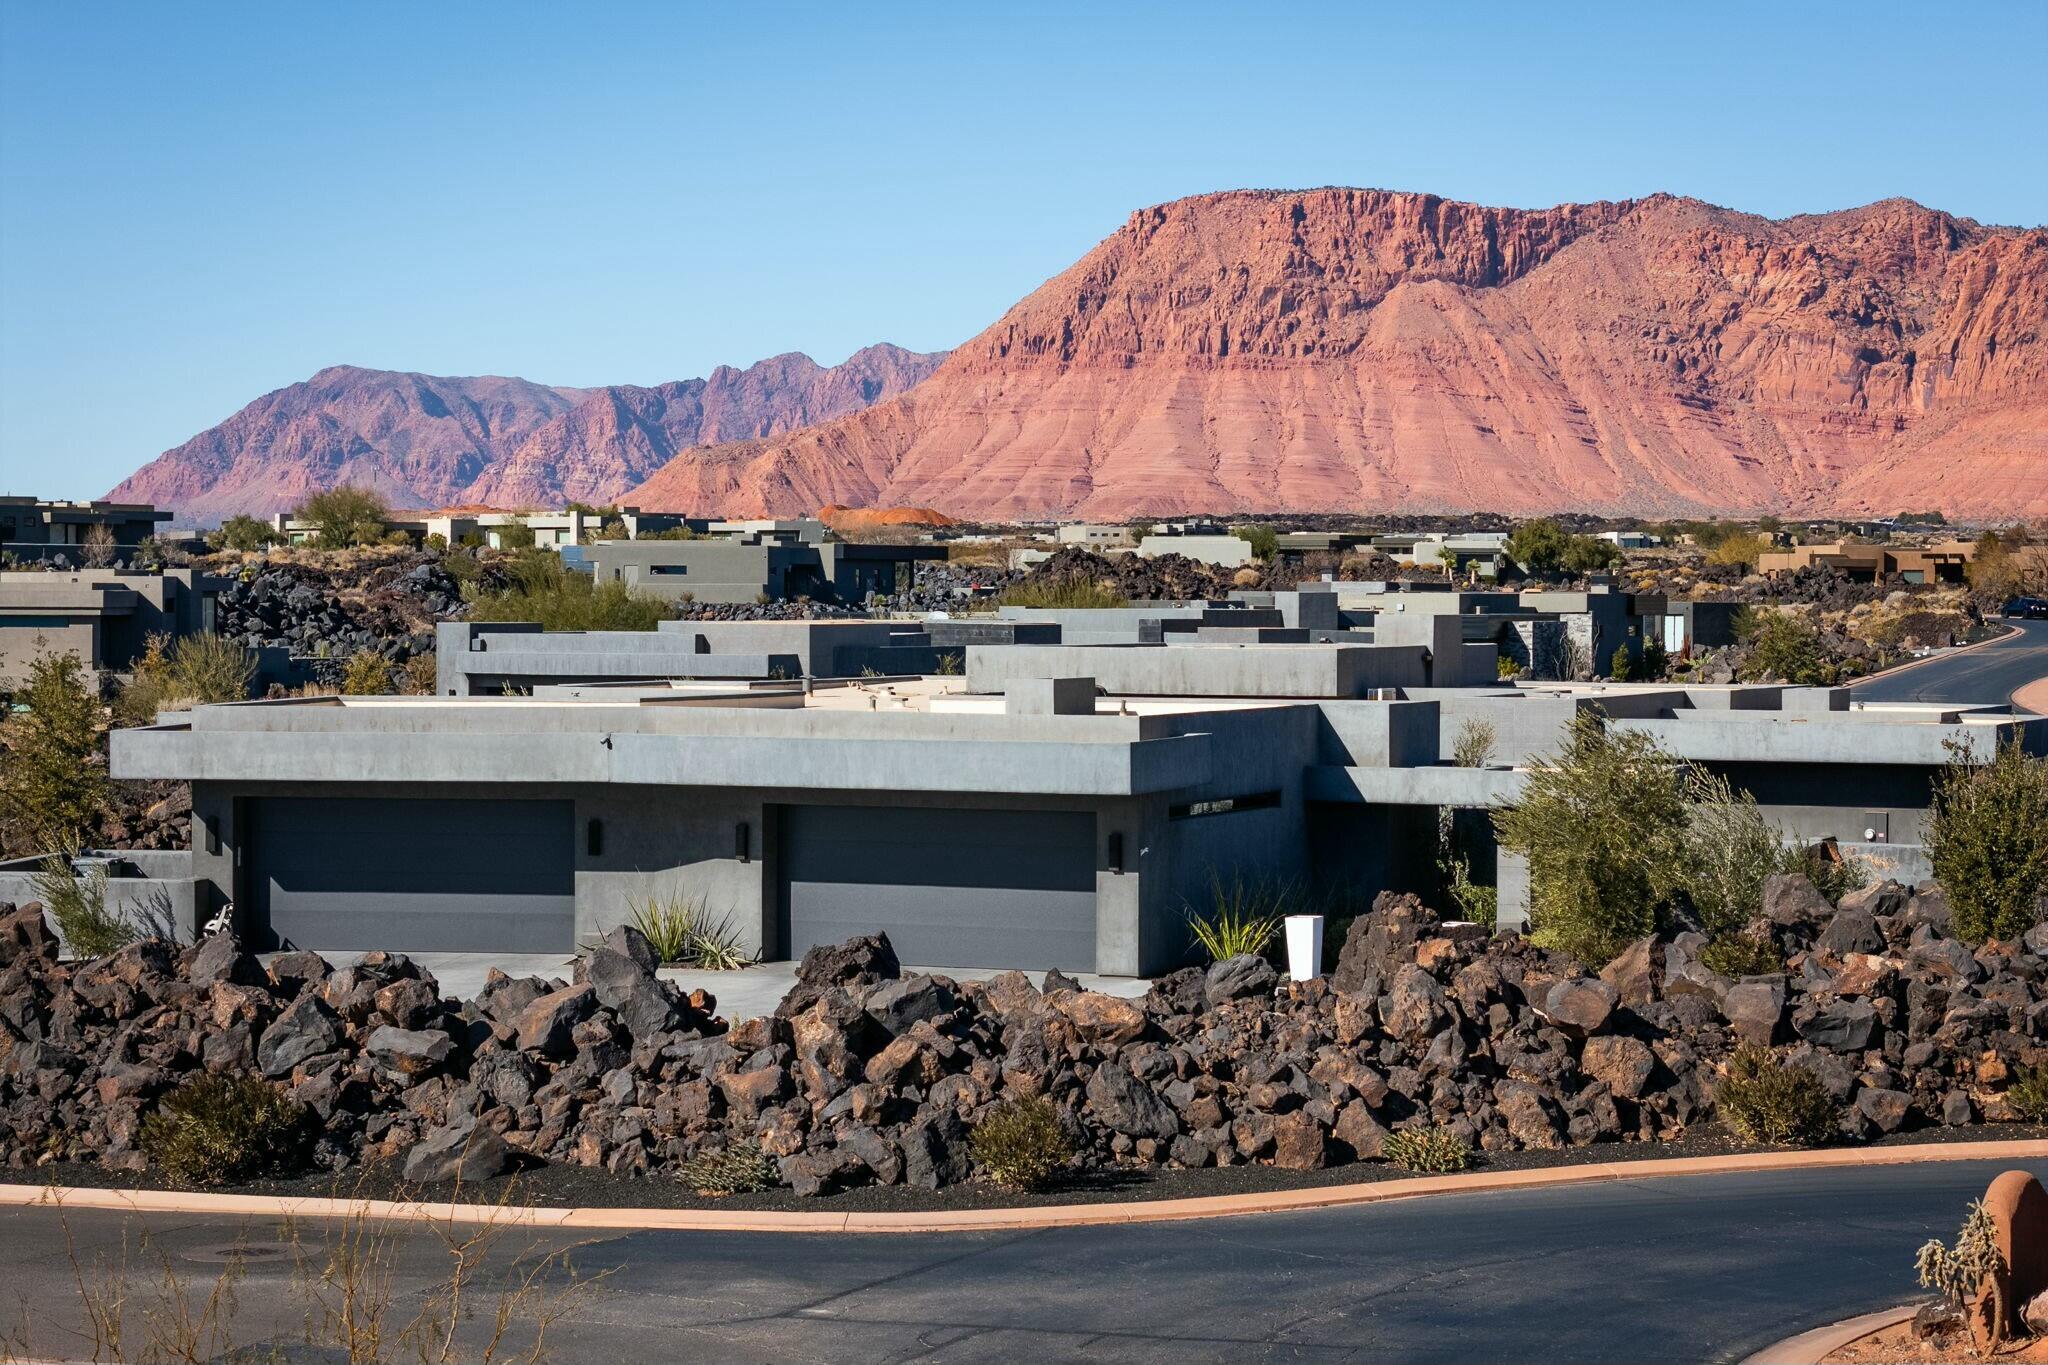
[214,556,456,667]
[4,873,2047,1194]
[1014,546,1242,601]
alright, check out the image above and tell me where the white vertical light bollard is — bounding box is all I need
[1284,913,1325,981]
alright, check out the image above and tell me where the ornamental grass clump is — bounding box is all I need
[677,1142,779,1196]
[1382,1126,1472,1173]
[970,1096,1076,1190]
[138,1074,307,1184]
[625,894,754,969]
[1715,1045,1838,1147]
[1186,872,1289,963]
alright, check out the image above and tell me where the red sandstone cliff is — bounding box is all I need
[625,189,2047,519]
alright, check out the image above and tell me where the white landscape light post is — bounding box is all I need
[1285,913,1325,981]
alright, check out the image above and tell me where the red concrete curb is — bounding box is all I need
[1739,1303,1918,1364]
[4,1139,2044,1236]
[2013,673,2048,716]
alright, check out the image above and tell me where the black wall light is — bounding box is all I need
[735,822,751,864]
[586,819,604,857]
[1107,831,1123,875]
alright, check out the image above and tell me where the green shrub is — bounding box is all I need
[2006,1065,2048,1122]
[0,653,109,855]
[1186,872,1287,963]
[1916,1199,2005,1309]
[1383,1126,1472,1173]
[1736,610,1838,685]
[31,852,133,958]
[206,514,281,552]
[970,1096,1076,1189]
[625,894,754,969]
[1451,718,1496,768]
[995,579,1128,610]
[1493,711,1687,963]
[400,652,440,696]
[1927,739,2048,945]
[1699,930,1784,978]
[1233,525,1278,561]
[339,651,394,695]
[677,1142,779,1196]
[463,551,675,631]
[293,486,389,549]
[138,1074,306,1184]
[1657,767,1797,940]
[1715,1045,1837,1146]
[116,632,256,725]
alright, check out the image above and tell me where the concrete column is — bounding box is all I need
[1495,848,1531,934]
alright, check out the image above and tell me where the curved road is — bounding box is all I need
[3,1158,2041,1363]
[1850,619,2048,707]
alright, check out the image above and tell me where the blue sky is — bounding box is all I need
[2,1,2044,499]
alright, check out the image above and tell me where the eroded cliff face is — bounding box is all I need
[108,345,946,523]
[627,189,2047,519]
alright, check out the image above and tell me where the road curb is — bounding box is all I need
[1739,1303,1918,1364]
[2013,673,2048,716]
[5,1139,2046,1236]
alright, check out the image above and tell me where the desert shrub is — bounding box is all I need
[2005,1065,2048,1122]
[1706,532,1767,569]
[1233,525,1278,561]
[1383,1126,1472,1173]
[1609,645,1635,681]
[1927,739,2048,944]
[1715,1045,1837,1146]
[1699,930,1784,978]
[1917,1200,2005,1310]
[31,852,133,958]
[207,514,281,552]
[0,653,110,855]
[677,1142,779,1195]
[117,632,255,725]
[293,486,389,549]
[1496,654,1521,680]
[1656,767,1793,939]
[995,579,1127,610]
[1451,718,1496,768]
[1493,711,1687,963]
[1736,610,1838,685]
[1505,520,1620,576]
[970,1096,1076,1190]
[1186,872,1288,962]
[463,551,674,630]
[138,1074,306,1184]
[933,651,962,676]
[625,894,753,969]
[339,651,394,695]
[400,652,439,696]
[492,517,536,550]
[82,525,119,568]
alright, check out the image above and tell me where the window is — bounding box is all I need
[1169,790,1283,820]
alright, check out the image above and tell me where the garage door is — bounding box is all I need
[244,797,576,953]
[779,805,1097,972]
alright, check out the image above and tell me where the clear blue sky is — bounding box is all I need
[3,0,2043,499]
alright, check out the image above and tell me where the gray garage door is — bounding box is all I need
[779,805,1096,972]
[244,797,575,953]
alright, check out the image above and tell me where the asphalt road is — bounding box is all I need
[3,1158,2039,1363]
[1850,619,2048,706]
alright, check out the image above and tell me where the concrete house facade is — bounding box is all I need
[0,567,225,685]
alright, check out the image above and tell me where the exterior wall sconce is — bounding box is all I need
[736,822,751,864]
[586,819,604,857]
[1107,831,1123,875]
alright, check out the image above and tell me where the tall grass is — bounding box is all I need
[1185,871,1296,962]
[624,893,752,969]
[995,579,1128,610]
[464,552,675,631]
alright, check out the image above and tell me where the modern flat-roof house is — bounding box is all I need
[0,567,226,686]
[585,533,945,605]
[270,506,698,549]
[1,498,172,564]
[110,640,2043,973]
[1758,541,1977,584]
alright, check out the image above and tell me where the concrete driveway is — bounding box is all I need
[313,951,1152,1019]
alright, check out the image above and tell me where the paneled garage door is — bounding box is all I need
[243,797,576,953]
[778,805,1096,972]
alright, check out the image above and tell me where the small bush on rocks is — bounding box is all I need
[1699,930,1784,978]
[1383,1126,1472,1173]
[340,651,395,695]
[1715,1045,1837,1146]
[31,853,132,958]
[677,1143,779,1196]
[1927,739,2048,945]
[2005,1065,2048,1123]
[1186,873,1288,963]
[971,1096,1076,1190]
[138,1074,306,1184]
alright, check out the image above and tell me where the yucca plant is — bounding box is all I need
[1186,871,1302,963]
[626,893,754,969]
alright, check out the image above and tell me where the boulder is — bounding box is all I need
[1762,874,1833,928]
[1815,911,1885,961]
[1580,1035,1656,1099]
[257,992,343,1077]
[1271,1111,1329,1170]
[403,1117,509,1184]
[1086,1062,1180,1139]
[1795,999,1878,1053]
[1383,965,1448,1043]
[1539,978,1618,1037]
[1720,977,1788,1046]
[864,976,960,1036]
[1331,892,1437,994]
[364,1026,452,1084]
[1205,955,1278,1003]
[1050,990,1147,1048]
[515,985,597,1058]
[184,934,263,989]
[584,947,681,1040]
[1855,1087,1911,1134]
[1840,880,1911,919]
[1599,936,1662,1007]
[777,933,900,1016]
